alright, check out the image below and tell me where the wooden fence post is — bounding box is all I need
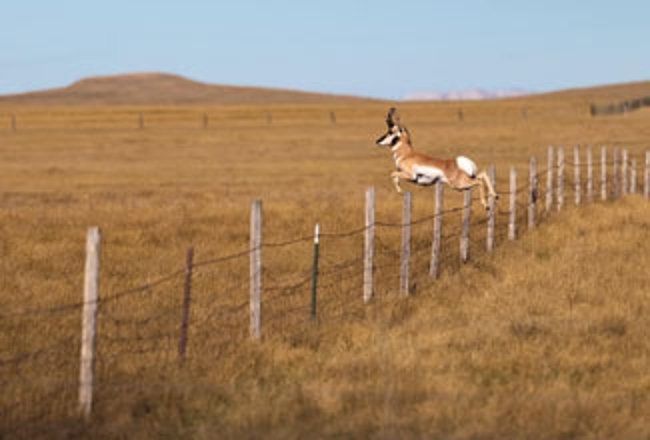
[79,227,101,418]
[266,112,273,125]
[630,159,637,194]
[528,156,537,229]
[546,146,554,212]
[587,145,593,203]
[622,149,628,196]
[310,224,320,321]
[643,150,650,199]
[330,111,337,125]
[429,182,444,278]
[178,247,194,365]
[203,113,209,129]
[460,189,472,263]
[250,200,262,340]
[400,192,412,296]
[11,113,17,133]
[574,145,581,206]
[363,188,375,303]
[139,113,144,130]
[509,166,517,240]
[486,165,496,252]
[557,146,565,211]
[613,147,619,199]
[601,146,608,201]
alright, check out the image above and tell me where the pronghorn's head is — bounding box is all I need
[376,107,411,148]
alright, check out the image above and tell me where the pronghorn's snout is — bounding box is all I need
[376,126,401,148]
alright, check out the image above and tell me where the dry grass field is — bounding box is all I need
[1,77,649,438]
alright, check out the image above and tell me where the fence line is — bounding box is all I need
[2,146,649,434]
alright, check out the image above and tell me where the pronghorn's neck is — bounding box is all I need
[391,140,414,167]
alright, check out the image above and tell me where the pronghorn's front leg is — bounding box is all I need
[391,170,412,194]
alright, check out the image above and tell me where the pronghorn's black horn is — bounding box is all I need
[386,107,400,128]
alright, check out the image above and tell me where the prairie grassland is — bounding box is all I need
[0,94,649,439]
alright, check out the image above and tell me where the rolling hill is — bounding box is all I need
[0,72,371,106]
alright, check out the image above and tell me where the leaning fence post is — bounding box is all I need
[613,147,619,199]
[643,150,650,199]
[178,247,194,365]
[429,182,444,278]
[79,227,101,418]
[587,145,593,203]
[400,192,412,296]
[486,165,496,252]
[363,188,375,303]
[528,156,538,229]
[574,145,581,206]
[250,200,262,340]
[601,146,608,201]
[460,189,472,263]
[622,149,628,197]
[557,146,565,211]
[310,224,320,321]
[509,166,517,240]
[546,146,554,212]
[630,159,637,194]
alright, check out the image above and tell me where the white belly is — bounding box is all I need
[412,165,447,186]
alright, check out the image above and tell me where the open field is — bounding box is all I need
[1,82,650,438]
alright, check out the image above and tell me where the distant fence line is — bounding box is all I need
[590,96,650,116]
[1,105,600,133]
[1,146,649,436]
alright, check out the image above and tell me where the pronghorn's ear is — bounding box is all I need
[386,107,401,129]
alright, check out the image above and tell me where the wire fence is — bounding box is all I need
[1,145,649,437]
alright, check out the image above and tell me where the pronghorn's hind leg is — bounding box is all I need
[476,171,499,204]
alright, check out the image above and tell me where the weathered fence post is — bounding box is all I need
[178,247,194,365]
[509,166,517,240]
[546,146,554,212]
[557,146,565,211]
[601,146,608,201]
[574,145,581,206]
[613,147,619,199]
[587,145,594,203]
[429,182,444,278]
[139,112,144,130]
[528,156,537,229]
[11,113,17,133]
[330,111,337,125]
[250,200,262,340]
[630,159,637,194]
[363,188,375,303]
[79,227,101,418]
[460,189,472,263]
[643,150,650,199]
[486,165,496,252]
[310,224,320,321]
[400,192,412,296]
[203,113,209,129]
[622,149,628,196]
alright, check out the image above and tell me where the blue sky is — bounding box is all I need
[1,0,649,99]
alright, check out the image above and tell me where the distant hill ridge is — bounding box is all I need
[0,72,369,106]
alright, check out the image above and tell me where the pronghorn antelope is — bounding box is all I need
[375,107,498,209]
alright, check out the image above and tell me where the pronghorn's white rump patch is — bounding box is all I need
[456,156,478,178]
[412,165,447,185]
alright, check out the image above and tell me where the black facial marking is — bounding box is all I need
[391,135,401,146]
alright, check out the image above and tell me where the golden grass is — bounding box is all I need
[1,92,649,438]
